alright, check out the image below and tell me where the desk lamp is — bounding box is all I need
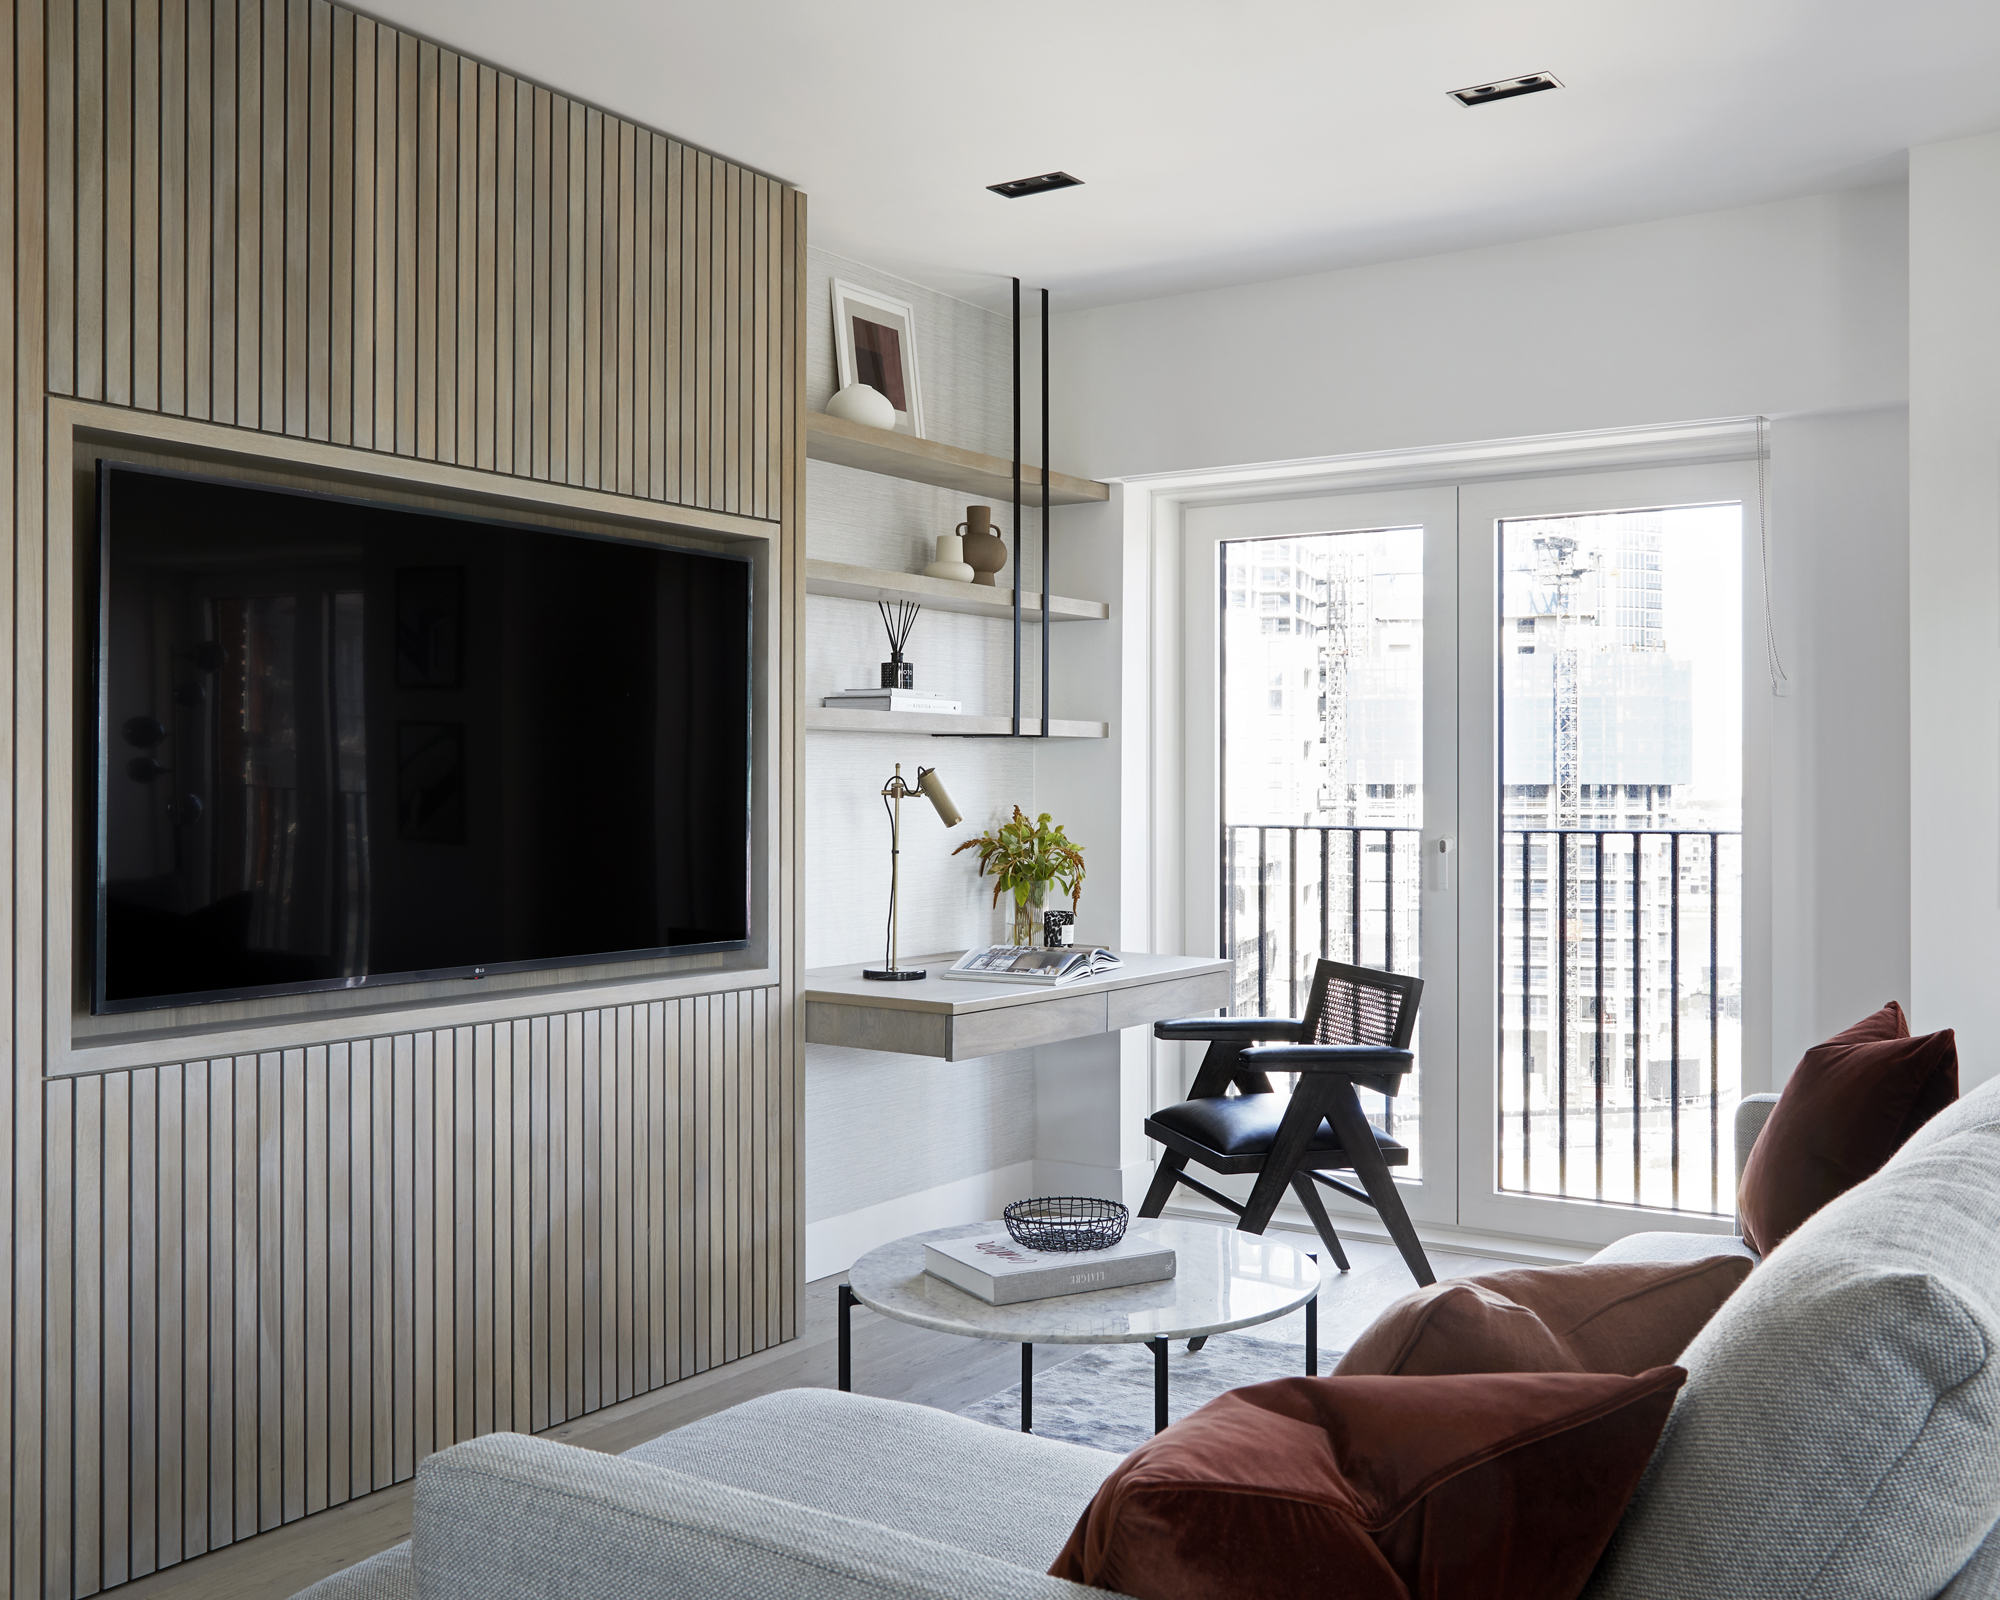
[863,764,961,981]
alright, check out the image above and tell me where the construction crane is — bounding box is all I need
[1317,548,1360,820]
[1531,530,1598,826]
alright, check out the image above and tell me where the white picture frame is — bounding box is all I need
[831,279,925,438]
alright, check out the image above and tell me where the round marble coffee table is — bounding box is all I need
[838,1218,1323,1435]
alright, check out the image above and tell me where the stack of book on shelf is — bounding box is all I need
[923,1230,1177,1306]
[822,688,960,714]
[946,945,1122,985]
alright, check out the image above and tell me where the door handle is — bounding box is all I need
[1424,836,1455,893]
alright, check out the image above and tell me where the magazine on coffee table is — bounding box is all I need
[945,945,1122,985]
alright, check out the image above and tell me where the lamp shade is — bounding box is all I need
[917,766,962,828]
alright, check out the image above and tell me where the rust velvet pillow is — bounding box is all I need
[1333,1256,1752,1378]
[1737,1000,1957,1255]
[1048,1367,1685,1600]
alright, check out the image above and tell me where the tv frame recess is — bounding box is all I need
[92,458,757,1017]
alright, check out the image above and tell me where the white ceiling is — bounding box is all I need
[366,0,2000,310]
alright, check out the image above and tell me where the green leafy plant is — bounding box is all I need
[953,807,1085,940]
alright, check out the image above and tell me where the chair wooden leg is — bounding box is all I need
[1138,1150,1187,1219]
[1238,1076,1339,1235]
[1289,1172,1351,1272]
[1321,1084,1435,1286]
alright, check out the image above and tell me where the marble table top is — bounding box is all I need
[846,1217,1322,1345]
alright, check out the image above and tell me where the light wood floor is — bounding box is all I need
[118,1232,1520,1600]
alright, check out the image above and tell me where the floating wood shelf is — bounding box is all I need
[806,559,1110,622]
[806,707,1108,739]
[806,412,1110,507]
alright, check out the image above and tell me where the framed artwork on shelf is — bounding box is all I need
[832,279,925,438]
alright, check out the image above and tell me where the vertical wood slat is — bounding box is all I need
[131,0,158,413]
[183,0,209,418]
[304,0,330,439]
[158,0,184,415]
[455,56,476,468]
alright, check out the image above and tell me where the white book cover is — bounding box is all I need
[922,1229,1176,1306]
[822,689,961,713]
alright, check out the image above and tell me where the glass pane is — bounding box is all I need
[1220,528,1424,1173]
[1495,506,1742,1214]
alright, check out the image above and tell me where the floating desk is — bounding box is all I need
[802,952,1233,1061]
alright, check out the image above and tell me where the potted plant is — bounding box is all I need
[953,807,1086,946]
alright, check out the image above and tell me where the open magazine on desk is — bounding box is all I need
[945,945,1123,985]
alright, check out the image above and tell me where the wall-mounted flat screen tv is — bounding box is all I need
[94,460,753,1015]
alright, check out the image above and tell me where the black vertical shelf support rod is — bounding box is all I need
[1041,286,1052,736]
[1011,276,1023,737]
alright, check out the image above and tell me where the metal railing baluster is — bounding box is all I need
[1559,832,1570,1197]
[1670,832,1682,1211]
[1594,836,1605,1202]
[1256,828,1269,1019]
[1709,832,1721,1214]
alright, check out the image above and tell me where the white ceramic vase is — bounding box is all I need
[923,534,976,583]
[826,382,896,430]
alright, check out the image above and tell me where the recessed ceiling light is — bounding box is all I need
[1449,72,1563,107]
[987,171,1083,200]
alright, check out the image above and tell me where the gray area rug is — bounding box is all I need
[957,1334,1337,1455]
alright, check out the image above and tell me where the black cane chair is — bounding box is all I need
[1139,959,1435,1288]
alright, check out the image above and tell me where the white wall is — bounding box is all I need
[1056,184,1907,476]
[1042,184,1914,1129]
[801,251,1054,1276]
[1910,133,2000,1090]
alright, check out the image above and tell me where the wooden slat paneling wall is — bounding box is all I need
[44,0,786,516]
[6,0,805,1592]
[45,991,787,1591]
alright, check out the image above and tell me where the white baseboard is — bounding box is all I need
[805,1160,1039,1281]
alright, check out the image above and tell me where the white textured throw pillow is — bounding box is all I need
[1587,1078,2000,1600]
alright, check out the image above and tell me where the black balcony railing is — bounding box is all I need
[1219,822,1743,1214]
[1221,825,1422,1156]
[1500,828,1742,1215]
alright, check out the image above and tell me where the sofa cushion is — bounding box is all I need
[1589,1230,1757,1266]
[624,1388,1118,1570]
[1336,1258,1751,1377]
[289,1543,414,1600]
[1050,1367,1684,1600]
[1586,1075,2000,1600]
[1737,1000,1956,1254]
[412,1430,1119,1600]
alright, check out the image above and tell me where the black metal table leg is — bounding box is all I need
[1150,1337,1169,1434]
[1021,1343,1033,1433]
[838,1283,856,1392]
[1306,1252,1319,1376]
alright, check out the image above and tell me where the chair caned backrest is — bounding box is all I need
[1296,960,1423,1053]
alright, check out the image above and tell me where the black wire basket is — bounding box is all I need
[1003,1197,1130,1253]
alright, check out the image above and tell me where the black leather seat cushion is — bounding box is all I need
[1149,1093,1409,1163]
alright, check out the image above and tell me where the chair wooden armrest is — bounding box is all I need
[1238,1044,1412,1098]
[1153,1017,1306,1043]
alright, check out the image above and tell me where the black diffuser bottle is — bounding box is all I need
[878,600,919,689]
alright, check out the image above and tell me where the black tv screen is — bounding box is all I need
[93,460,752,1014]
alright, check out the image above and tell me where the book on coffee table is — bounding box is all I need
[923,1231,1177,1306]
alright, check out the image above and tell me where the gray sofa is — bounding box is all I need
[300,1081,2000,1600]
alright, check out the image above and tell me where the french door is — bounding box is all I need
[1181,486,1462,1229]
[1175,459,1760,1248]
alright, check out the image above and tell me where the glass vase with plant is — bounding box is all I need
[953,807,1086,946]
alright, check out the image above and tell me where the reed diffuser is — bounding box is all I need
[878,600,920,689]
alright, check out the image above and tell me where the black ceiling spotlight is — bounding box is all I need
[987,171,1083,200]
[1449,72,1562,107]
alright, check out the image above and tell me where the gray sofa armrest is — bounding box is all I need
[412,1432,1123,1600]
[1734,1093,1780,1229]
